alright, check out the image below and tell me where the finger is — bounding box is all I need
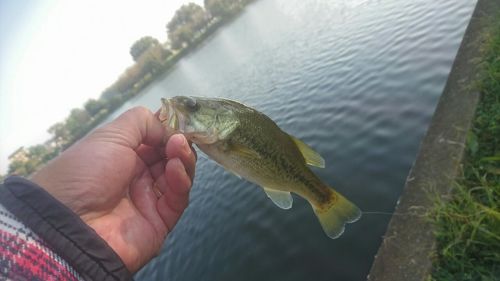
[150,161,168,197]
[136,144,164,166]
[166,134,196,180]
[150,160,166,182]
[157,158,191,231]
[129,168,167,238]
[99,106,165,149]
[164,159,191,211]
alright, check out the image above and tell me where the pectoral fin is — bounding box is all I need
[228,143,261,160]
[263,188,293,209]
[291,136,325,168]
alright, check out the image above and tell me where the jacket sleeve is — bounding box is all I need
[0,176,132,281]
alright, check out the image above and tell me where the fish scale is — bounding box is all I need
[231,110,331,205]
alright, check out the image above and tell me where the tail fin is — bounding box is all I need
[312,191,361,239]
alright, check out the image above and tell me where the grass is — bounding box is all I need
[430,12,500,281]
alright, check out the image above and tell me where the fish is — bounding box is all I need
[159,96,361,238]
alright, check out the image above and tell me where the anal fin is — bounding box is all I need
[263,188,293,209]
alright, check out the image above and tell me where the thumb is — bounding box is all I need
[96,107,165,149]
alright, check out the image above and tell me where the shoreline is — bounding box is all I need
[367,0,500,280]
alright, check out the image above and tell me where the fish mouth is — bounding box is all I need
[160,98,182,132]
[160,97,218,144]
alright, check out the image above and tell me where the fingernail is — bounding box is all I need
[183,138,192,155]
[184,141,193,155]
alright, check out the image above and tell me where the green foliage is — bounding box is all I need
[139,45,171,74]
[167,3,209,49]
[204,0,244,18]
[167,3,207,32]
[84,98,105,116]
[431,14,500,281]
[7,145,56,176]
[100,87,120,101]
[432,175,500,280]
[130,36,161,62]
[48,122,70,148]
[170,25,193,49]
[66,108,91,135]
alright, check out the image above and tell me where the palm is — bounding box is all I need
[82,143,166,272]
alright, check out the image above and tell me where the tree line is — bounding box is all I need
[4,0,255,178]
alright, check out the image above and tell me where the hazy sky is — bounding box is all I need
[0,0,203,174]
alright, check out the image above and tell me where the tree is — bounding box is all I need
[135,44,172,75]
[100,87,121,101]
[169,25,194,49]
[204,0,223,18]
[48,122,70,148]
[130,36,160,62]
[65,108,91,137]
[28,144,49,158]
[113,63,143,93]
[7,144,52,176]
[27,144,55,165]
[167,3,209,49]
[84,98,105,116]
[204,0,248,18]
[8,158,31,175]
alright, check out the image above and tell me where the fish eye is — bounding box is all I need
[185,97,199,112]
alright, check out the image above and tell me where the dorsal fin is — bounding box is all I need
[291,136,325,168]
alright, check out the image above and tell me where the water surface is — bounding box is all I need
[103,0,477,280]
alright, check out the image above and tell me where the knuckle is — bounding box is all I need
[126,106,151,117]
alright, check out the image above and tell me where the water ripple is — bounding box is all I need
[124,0,479,280]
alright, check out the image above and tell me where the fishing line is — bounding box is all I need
[362,211,395,216]
[361,208,427,217]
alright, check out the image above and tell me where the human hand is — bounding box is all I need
[31,107,196,273]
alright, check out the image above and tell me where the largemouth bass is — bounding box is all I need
[159,96,361,238]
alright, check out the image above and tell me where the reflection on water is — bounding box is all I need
[102,0,478,280]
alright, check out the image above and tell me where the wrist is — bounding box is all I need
[0,176,132,280]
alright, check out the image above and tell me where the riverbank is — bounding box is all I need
[368,0,500,280]
[431,5,500,280]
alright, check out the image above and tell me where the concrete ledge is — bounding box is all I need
[367,0,500,280]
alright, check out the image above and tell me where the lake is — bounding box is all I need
[102,0,477,280]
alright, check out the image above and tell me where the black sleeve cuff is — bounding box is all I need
[0,176,132,281]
